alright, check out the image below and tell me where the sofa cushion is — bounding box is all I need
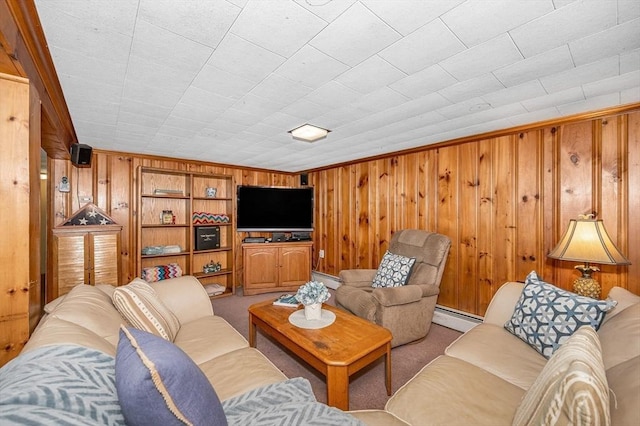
[113,278,181,341]
[598,302,640,370]
[605,355,640,425]
[48,283,124,347]
[445,323,546,390]
[116,326,227,426]
[504,271,616,358]
[512,326,610,426]
[385,355,525,425]
[371,251,416,288]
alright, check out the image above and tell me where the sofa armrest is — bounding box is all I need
[339,269,377,288]
[151,276,213,324]
[372,285,423,307]
[483,281,524,326]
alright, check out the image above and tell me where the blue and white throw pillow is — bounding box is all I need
[504,271,617,358]
[116,326,227,426]
[371,250,417,288]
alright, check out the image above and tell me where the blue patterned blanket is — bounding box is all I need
[0,345,363,425]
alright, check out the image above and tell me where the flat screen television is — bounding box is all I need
[236,185,314,232]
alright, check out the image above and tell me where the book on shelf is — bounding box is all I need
[204,283,226,296]
[273,294,300,308]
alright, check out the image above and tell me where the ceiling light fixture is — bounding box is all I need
[289,124,331,142]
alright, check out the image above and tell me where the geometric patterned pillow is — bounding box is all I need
[504,271,617,358]
[112,278,181,341]
[512,326,610,425]
[371,250,417,288]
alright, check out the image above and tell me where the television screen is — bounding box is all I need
[236,186,314,232]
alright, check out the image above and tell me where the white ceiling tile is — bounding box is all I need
[438,74,505,103]
[521,87,585,111]
[35,0,137,37]
[362,0,464,35]
[57,74,122,104]
[336,55,406,94]
[569,18,640,66]
[178,87,235,113]
[138,0,240,48]
[191,65,257,100]
[540,56,619,93]
[309,2,400,66]
[231,1,326,57]
[170,103,223,124]
[305,81,362,108]
[250,74,314,104]
[389,65,458,99]
[493,45,574,87]
[122,79,183,108]
[280,99,327,119]
[510,0,617,57]
[379,19,466,74]
[508,106,562,127]
[129,19,213,72]
[119,99,172,121]
[125,55,196,94]
[582,71,640,98]
[618,0,640,23]
[207,33,286,83]
[620,87,640,104]
[117,111,166,129]
[50,47,127,87]
[552,0,579,8]
[256,112,302,130]
[351,87,410,113]
[293,0,357,21]
[440,34,522,81]
[275,45,350,89]
[481,80,548,107]
[232,94,288,118]
[620,49,640,74]
[442,0,553,47]
[244,123,282,137]
[556,93,620,116]
[214,108,261,127]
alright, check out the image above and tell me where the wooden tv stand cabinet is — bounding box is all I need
[242,241,312,296]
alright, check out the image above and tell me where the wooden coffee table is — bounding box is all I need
[248,300,392,410]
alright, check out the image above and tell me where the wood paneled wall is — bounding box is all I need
[47,154,299,302]
[310,110,639,316]
[47,109,639,316]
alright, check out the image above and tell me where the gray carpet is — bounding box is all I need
[211,287,462,411]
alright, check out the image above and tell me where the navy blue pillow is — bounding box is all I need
[116,326,227,426]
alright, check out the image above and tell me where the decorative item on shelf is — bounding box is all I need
[141,246,163,255]
[141,263,183,282]
[205,187,217,198]
[204,283,225,296]
[195,226,220,250]
[203,260,222,274]
[548,214,631,299]
[161,210,174,225]
[295,281,331,321]
[193,212,230,225]
[153,188,183,196]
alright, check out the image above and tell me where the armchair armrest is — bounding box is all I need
[483,281,524,326]
[372,285,423,307]
[339,269,377,288]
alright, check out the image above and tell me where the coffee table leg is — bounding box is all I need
[248,313,256,347]
[326,366,349,410]
[385,342,392,395]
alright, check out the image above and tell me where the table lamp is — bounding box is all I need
[548,214,631,299]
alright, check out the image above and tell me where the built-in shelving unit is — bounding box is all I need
[137,167,235,298]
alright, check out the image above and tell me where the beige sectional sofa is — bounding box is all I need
[7,275,402,425]
[385,281,640,425]
[3,275,638,425]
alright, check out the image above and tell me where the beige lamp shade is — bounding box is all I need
[548,218,630,265]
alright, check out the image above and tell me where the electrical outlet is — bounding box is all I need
[319,249,325,258]
[79,196,93,203]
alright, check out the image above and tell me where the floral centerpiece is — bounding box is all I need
[295,281,330,321]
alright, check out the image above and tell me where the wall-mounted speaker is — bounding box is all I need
[300,173,308,186]
[70,143,92,167]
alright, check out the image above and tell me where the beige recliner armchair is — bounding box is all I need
[336,229,451,347]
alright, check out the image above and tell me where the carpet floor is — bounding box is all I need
[211,287,462,411]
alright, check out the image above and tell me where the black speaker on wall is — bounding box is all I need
[70,143,93,167]
[300,173,308,186]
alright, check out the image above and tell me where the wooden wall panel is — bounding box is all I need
[310,110,640,316]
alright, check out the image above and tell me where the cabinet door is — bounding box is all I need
[243,247,279,291]
[279,246,311,287]
[90,231,121,286]
[53,233,89,297]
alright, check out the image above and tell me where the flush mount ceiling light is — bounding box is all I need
[289,124,331,142]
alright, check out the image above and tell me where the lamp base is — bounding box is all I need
[573,276,601,299]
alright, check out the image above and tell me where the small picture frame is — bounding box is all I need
[206,187,217,198]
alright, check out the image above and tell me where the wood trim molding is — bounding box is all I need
[1,0,76,157]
